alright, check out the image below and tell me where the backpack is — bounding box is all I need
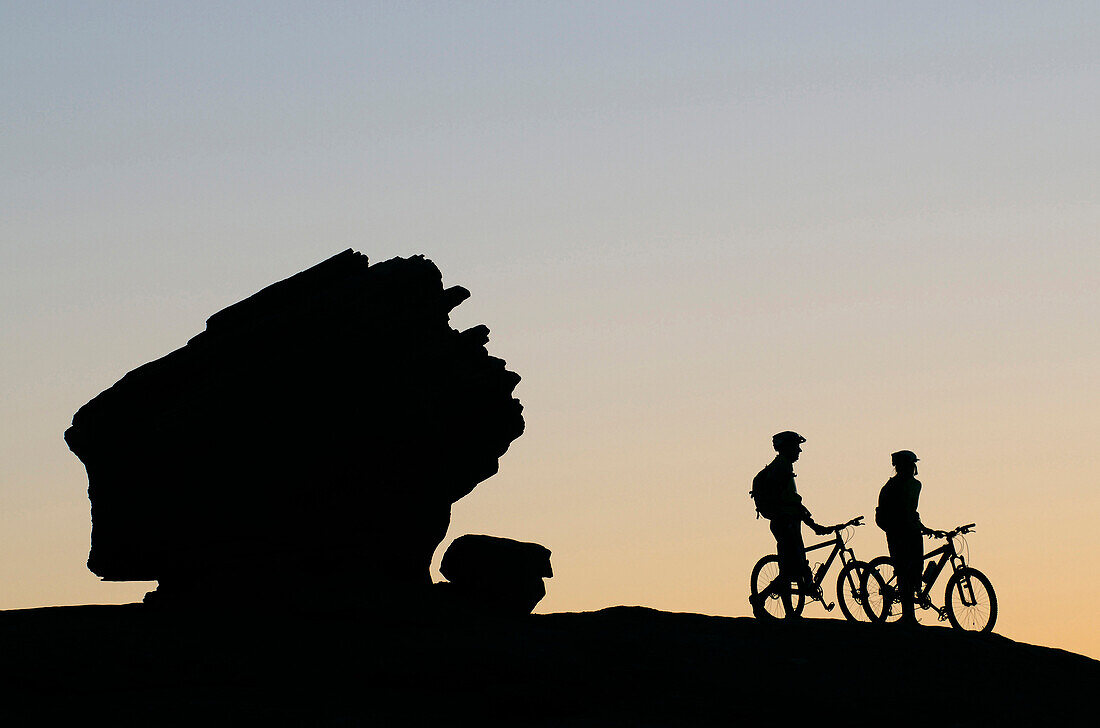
[750,469,779,520]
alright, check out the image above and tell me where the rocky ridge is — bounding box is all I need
[1,604,1093,725]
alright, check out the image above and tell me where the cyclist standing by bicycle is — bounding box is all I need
[750,431,834,610]
[875,450,932,626]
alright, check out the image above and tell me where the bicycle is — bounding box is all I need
[861,523,997,632]
[749,516,873,622]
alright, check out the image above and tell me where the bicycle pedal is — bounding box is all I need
[823,601,835,612]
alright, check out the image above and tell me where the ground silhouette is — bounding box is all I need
[0,604,1094,725]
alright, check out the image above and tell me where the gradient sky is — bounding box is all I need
[2,2,1098,658]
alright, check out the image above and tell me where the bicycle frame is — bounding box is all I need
[915,538,967,602]
[797,530,859,593]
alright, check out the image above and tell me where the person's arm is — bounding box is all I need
[801,508,832,535]
[911,480,930,534]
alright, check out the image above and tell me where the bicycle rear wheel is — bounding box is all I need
[945,567,997,633]
[862,556,903,623]
[836,561,872,622]
[750,555,805,620]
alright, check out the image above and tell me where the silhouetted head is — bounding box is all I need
[891,450,919,476]
[773,431,805,463]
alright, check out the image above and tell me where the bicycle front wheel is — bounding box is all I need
[836,561,872,622]
[862,556,903,623]
[750,555,805,620]
[945,567,997,633]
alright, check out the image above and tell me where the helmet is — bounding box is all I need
[891,450,919,465]
[772,431,806,449]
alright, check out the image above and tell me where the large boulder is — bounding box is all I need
[439,534,552,615]
[64,251,525,606]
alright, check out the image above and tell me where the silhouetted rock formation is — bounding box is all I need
[64,251,524,606]
[439,534,552,615]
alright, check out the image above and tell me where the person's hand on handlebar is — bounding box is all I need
[812,518,859,534]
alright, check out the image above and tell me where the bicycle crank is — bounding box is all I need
[921,601,949,621]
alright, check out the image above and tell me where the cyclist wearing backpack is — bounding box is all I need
[875,450,934,626]
[750,431,834,609]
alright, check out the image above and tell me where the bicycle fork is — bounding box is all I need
[952,554,984,605]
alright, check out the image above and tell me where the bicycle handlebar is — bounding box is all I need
[929,523,977,539]
[832,516,864,532]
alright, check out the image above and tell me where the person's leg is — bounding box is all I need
[888,530,920,624]
[749,520,797,613]
[768,519,792,596]
[772,518,813,593]
[791,524,818,598]
[886,531,914,623]
[754,518,805,616]
[904,530,924,618]
[898,571,916,623]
